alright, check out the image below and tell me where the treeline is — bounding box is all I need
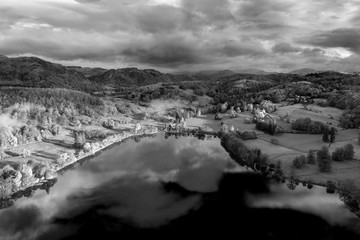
[221,133,269,169]
[291,118,329,134]
[327,91,360,128]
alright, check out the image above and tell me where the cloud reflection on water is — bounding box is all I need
[0,135,359,239]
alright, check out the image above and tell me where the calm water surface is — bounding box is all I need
[0,134,359,239]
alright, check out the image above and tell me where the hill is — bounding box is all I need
[66,66,108,78]
[289,68,327,75]
[235,68,271,75]
[0,56,99,92]
[88,67,196,87]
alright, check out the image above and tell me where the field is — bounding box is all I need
[187,103,360,191]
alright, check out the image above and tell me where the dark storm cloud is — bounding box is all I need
[305,28,360,54]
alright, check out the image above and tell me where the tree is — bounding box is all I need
[332,147,345,161]
[307,150,316,164]
[329,127,336,143]
[74,131,86,148]
[293,155,306,169]
[322,129,329,143]
[274,161,283,177]
[343,144,355,160]
[317,146,332,172]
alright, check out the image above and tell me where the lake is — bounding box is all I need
[0,134,359,239]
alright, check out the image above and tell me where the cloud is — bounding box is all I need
[304,28,360,54]
[0,0,360,71]
[272,42,301,54]
[0,204,45,239]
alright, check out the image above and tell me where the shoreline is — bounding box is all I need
[2,128,359,216]
[0,126,159,207]
[220,132,360,216]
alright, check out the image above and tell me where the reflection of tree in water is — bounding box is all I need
[286,175,297,191]
[0,179,57,210]
[339,192,360,217]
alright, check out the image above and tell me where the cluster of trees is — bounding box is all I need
[127,85,198,103]
[307,72,360,91]
[0,88,113,123]
[340,106,360,129]
[293,155,307,169]
[291,144,355,172]
[326,91,360,128]
[332,144,355,161]
[322,127,336,143]
[221,133,269,170]
[256,120,280,135]
[292,150,316,169]
[317,146,332,172]
[292,117,329,134]
[327,91,360,110]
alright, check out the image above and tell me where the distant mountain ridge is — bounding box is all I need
[88,67,197,87]
[179,68,274,80]
[0,55,351,91]
[0,55,197,90]
[288,68,328,76]
[66,66,108,78]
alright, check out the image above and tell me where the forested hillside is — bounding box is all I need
[88,67,197,87]
[0,56,101,92]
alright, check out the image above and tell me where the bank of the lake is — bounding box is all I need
[220,132,360,216]
[1,133,359,239]
[0,125,158,207]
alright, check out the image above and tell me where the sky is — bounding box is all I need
[1,0,360,72]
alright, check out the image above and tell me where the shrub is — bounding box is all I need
[270,138,279,145]
[293,155,306,169]
[317,146,332,172]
